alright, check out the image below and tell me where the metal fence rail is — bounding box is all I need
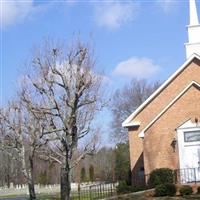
[174,168,200,184]
[132,168,200,187]
[71,182,117,200]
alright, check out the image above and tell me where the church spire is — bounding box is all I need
[189,0,199,25]
[185,0,200,59]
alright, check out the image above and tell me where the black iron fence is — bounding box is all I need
[133,167,200,187]
[71,182,117,200]
[70,168,200,200]
[174,168,200,184]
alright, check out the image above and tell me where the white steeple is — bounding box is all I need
[190,0,199,25]
[185,0,200,59]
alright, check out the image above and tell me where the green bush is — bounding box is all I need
[130,185,147,193]
[117,181,146,194]
[197,186,200,194]
[165,183,176,196]
[117,181,130,194]
[155,184,168,197]
[179,185,193,196]
[148,168,174,187]
[155,183,176,197]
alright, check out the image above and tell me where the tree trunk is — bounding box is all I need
[28,157,36,200]
[28,181,36,200]
[19,134,36,200]
[61,167,71,200]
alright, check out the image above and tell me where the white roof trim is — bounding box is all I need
[177,119,199,130]
[122,53,200,128]
[138,81,200,137]
[123,121,140,128]
[138,131,144,138]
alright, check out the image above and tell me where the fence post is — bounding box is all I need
[89,185,92,200]
[78,183,81,200]
[100,184,102,198]
[97,185,100,198]
[194,168,197,184]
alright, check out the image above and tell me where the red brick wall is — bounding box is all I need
[128,58,200,180]
[144,85,200,174]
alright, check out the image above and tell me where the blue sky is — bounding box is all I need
[1,0,199,144]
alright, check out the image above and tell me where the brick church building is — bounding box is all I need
[123,0,200,185]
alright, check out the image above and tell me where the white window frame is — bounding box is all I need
[177,120,200,169]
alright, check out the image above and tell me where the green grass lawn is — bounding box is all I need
[35,190,114,200]
[36,194,200,200]
[38,197,59,200]
[2,191,200,200]
[117,195,200,200]
[0,194,59,200]
[37,195,200,200]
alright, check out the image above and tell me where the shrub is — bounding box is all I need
[165,183,176,196]
[155,184,167,197]
[155,183,176,197]
[197,186,200,194]
[117,181,147,194]
[148,168,174,187]
[117,181,130,194]
[130,186,147,193]
[179,185,193,196]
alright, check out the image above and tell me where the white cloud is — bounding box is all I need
[94,1,139,30]
[113,57,160,79]
[1,0,35,29]
[157,0,178,13]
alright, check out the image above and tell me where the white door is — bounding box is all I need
[177,125,200,183]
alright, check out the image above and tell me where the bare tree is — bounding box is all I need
[72,146,115,182]
[111,79,160,143]
[92,147,115,181]
[0,151,12,187]
[0,122,24,187]
[21,39,104,200]
[0,100,49,200]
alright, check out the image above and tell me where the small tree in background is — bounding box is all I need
[89,165,94,182]
[0,101,49,200]
[38,170,48,185]
[81,167,86,182]
[115,143,131,185]
[111,79,160,143]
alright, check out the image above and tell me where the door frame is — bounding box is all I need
[177,120,200,170]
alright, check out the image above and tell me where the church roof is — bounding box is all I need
[122,54,200,128]
[123,0,200,128]
[138,80,200,137]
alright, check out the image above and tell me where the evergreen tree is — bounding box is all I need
[38,170,48,185]
[81,167,86,182]
[115,143,131,185]
[89,165,94,182]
